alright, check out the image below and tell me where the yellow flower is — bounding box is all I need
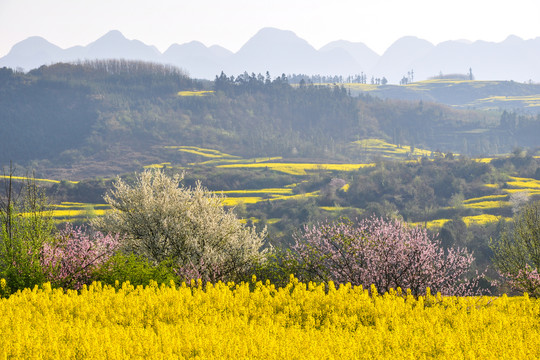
[0,279,538,359]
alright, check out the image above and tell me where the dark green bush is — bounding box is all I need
[94,253,179,287]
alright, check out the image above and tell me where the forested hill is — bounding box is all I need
[0,61,539,179]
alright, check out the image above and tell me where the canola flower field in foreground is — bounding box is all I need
[0,278,538,359]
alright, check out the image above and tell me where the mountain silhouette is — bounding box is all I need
[1,28,539,82]
[372,36,435,83]
[319,40,379,73]
[83,30,161,62]
[226,28,319,75]
[163,41,232,79]
[0,36,64,70]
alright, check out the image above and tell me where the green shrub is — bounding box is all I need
[95,252,179,287]
[0,171,56,293]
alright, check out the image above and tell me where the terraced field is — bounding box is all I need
[468,95,540,109]
[340,79,540,111]
[165,146,240,159]
[157,140,442,172]
[219,189,320,207]
[420,176,540,228]
[141,142,539,229]
[0,175,78,184]
[5,141,536,230]
[349,138,433,160]
[420,214,505,229]
[506,176,540,193]
[18,202,111,223]
[49,202,111,223]
[217,162,375,176]
[177,90,214,96]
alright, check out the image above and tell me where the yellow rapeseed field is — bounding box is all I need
[463,194,508,203]
[462,214,504,226]
[319,206,357,212]
[218,188,293,195]
[20,202,111,222]
[45,209,109,218]
[464,201,510,210]
[0,278,538,359]
[472,95,540,108]
[177,90,215,97]
[419,214,506,229]
[507,176,540,190]
[217,163,374,175]
[351,139,433,158]
[220,190,319,207]
[165,146,239,159]
[221,196,263,207]
[473,158,493,163]
[0,175,78,184]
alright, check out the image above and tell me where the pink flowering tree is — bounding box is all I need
[41,224,120,289]
[504,266,540,297]
[289,217,476,296]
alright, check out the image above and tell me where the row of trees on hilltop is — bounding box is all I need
[213,71,290,94]
[28,60,197,97]
[218,72,385,86]
[287,73,373,85]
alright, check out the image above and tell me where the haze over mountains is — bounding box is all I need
[1,28,539,83]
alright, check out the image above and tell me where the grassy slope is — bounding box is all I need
[343,79,540,111]
[24,140,537,229]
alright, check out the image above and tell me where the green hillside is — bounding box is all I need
[344,79,540,111]
[1,62,539,180]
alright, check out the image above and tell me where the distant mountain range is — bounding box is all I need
[2,28,540,83]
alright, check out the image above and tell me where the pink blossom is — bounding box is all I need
[502,265,540,297]
[290,217,476,296]
[41,224,120,289]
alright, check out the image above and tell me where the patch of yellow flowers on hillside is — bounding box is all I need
[218,162,374,175]
[0,277,538,359]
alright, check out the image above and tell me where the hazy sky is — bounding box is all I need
[1,0,540,57]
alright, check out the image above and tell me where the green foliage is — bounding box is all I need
[343,158,495,222]
[248,247,302,288]
[3,63,539,180]
[94,252,179,287]
[490,201,540,296]
[0,169,56,292]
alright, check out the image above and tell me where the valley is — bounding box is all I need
[0,59,539,289]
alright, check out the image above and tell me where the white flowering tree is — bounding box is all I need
[93,169,267,282]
